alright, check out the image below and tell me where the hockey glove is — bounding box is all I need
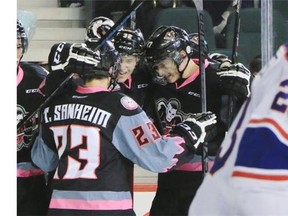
[48,42,100,76]
[171,112,217,149]
[209,53,232,68]
[217,62,251,100]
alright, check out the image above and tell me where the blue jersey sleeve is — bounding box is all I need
[112,111,195,173]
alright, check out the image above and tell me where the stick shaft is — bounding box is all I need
[130,0,136,30]
[193,0,208,175]
[227,0,242,129]
[94,0,144,50]
[17,74,73,130]
[231,0,242,64]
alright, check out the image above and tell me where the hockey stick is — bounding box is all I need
[17,74,74,131]
[90,0,144,51]
[193,0,208,176]
[226,0,242,128]
[130,0,137,30]
[231,0,242,64]
[129,0,137,205]
[17,0,145,130]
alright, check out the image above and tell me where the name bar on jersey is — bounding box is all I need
[43,104,111,128]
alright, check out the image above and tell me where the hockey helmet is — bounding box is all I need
[114,28,145,56]
[188,33,209,59]
[17,19,28,53]
[83,42,120,88]
[145,25,193,66]
[85,16,115,44]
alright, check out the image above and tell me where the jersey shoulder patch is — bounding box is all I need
[120,96,138,110]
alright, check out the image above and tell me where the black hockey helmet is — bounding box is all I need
[17,19,28,53]
[145,25,193,66]
[188,33,209,59]
[85,16,115,44]
[83,42,120,88]
[114,28,145,56]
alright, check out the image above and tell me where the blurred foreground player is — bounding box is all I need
[189,42,288,216]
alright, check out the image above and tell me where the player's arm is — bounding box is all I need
[30,127,59,172]
[112,109,217,173]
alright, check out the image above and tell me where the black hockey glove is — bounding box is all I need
[209,53,232,67]
[217,62,251,100]
[48,42,100,76]
[171,112,217,150]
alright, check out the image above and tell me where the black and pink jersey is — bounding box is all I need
[17,62,50,216]
[114,62,154,113]
[17,62,48,175]
[32,84,195,215]
[149,59,247,216]
[152,60,227,160]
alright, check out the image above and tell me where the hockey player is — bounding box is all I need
[31,41,218,216]
[113,27,153,203]
[189,42,288,216]
[17,19,51,216]
[85,22,154,113]
[114,27,153,111]
[144,25,251,216]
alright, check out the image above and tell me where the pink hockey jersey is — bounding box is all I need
[189,42,288,216]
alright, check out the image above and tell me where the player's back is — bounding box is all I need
[41,87,141,215]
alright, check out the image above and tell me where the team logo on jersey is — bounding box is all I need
[17,105,37,151]
[120,96,138,110]
[156,98,195,134]
[191,34,199,45]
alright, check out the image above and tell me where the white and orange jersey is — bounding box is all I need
[189,42,288,216]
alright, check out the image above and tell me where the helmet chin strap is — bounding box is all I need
[177,56,189,75]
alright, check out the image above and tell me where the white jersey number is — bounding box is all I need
[51,124,100,179]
